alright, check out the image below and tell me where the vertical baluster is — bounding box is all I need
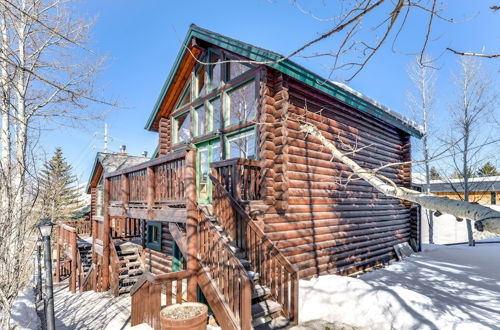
[284,271,289,319]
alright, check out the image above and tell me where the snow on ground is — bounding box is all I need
[421,206,500,244]
[53,283,133,329]
[10,281,41,330]
[298,239,500,330]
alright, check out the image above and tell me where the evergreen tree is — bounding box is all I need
[38,148,81,222]
[477,162,499,177]
[429,167,442,180]
[451,167,475,179]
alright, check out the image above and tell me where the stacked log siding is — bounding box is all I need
[262,73,412,278]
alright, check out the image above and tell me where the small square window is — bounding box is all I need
[226,129,256,159]
[146,222,162,251]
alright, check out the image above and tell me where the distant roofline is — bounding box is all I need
[144,24,424,138]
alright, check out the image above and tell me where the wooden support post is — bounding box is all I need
[55,225,61,283]
[102,177,111,291]
[185,148,198,302]
[70,231,77,293]
[147,167,155,219]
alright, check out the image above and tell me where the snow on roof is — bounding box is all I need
[97,152,149,173]
[331,81,424,136]
[414,175,500,193]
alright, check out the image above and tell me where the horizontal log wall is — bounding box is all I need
[261,70,413,279]
[159,117,172,156]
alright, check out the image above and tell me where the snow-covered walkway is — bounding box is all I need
[298,239,500,330]
[53,283,133,329]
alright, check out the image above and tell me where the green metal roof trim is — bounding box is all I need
[145,24,424,138]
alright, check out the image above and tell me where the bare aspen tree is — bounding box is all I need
[0,0,108,326]
[446,57,497,246]
[407,55,437,243]
[300,123,500,236]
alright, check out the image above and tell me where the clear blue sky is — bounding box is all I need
[40,0,499,184]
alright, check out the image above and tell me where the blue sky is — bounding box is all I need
[40,0,499,183]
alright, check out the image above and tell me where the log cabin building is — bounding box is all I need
[62,25,423,329]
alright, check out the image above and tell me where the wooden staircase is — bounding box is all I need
[78,245,92,277]
[114,242,144,295]
[206,211,290,329]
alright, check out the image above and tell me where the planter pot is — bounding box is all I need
[160,302,208,330]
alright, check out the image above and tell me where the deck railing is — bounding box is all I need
[198,209,252,329]
[111,217,141,240]
[55,223,78,293]
[130,270,192,330]
[211,158,263,201]
[106,149,187,208]
[63,219,91,236]
[209,175,299,324]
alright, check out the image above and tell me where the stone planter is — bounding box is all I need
[160,302,208,330]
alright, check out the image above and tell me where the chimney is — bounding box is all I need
[119,145,127,154]
[141,151,148,158]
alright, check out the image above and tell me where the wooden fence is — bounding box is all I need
[211,158,263,201]
[130,270,192,330]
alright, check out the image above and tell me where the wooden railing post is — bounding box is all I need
[185,148,198,302]
[147,167,155,218]
[70,231,77,293]
[55,225,61,283]
[122,172,129,209]
[102,177,111,291]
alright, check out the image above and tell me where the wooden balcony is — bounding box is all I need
[104,149,189,222]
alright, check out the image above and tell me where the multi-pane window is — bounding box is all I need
[226,129,256,159]
[209,52,222,91]
[196,65,206,98]
[96,183,104,217]
[196,104,208,136]
[210,97,222,132]
[228,61,251,81]
[171,49,256,148]
[226,81,256,127]
[174,111,191,143]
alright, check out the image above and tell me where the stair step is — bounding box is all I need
[120,254,139,261]
[238,258,251,270]
[119,286,131,294]
[248,271,260,282]
[252,285,271,300]
[120,277,140,285]
[254,316,290,330]
[251,300,282,325]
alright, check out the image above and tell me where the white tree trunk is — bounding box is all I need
[300,123,500,235]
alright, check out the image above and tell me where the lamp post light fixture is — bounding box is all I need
[37,218,55,330]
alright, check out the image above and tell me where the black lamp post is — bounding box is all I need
[38,218,55,330]
[36,239,43,302]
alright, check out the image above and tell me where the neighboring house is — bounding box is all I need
[424,176,500,205]
[86,151,150,217]
[413,175,500,244]
[61,25,424,330]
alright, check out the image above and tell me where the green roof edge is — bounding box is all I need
[145,24,423,138]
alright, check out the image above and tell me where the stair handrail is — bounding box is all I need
[209,174,299,324]
[130,270,193,329]
[198,208,253,330]
[81,263,95,291]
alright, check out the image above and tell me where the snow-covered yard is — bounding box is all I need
[298,239,500,330]
[50,239,500,330]
[53,283,133,329]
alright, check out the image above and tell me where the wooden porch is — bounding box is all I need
[68,149,299,329]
